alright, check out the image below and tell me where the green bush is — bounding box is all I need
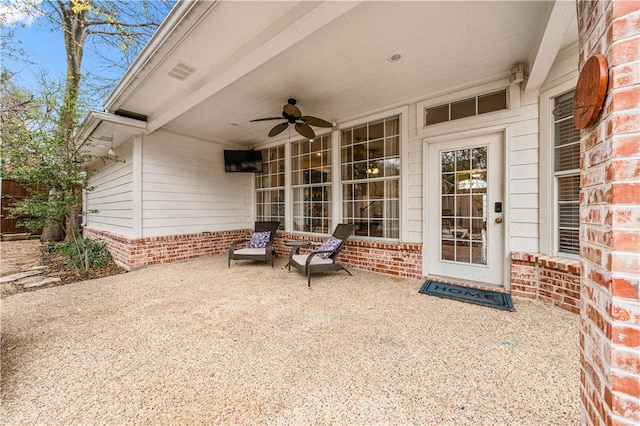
[56,238,111,270]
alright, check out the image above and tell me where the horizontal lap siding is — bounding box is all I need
[141,131,251,237]
[406,106,423,243]
[86,142,134,235]
[508,91,539,253]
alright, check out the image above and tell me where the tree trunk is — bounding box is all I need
[41,218,65,242]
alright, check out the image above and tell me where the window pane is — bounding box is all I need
[353,125,367,143]
[342,130,352,146]
[385,136,399,157]
[478,90,507,114]
[342,164,352,180]
[451,98,476,120]
[353,143,367,161]
[555,142,580,171]
[426,104,449,126]
[369,120,384,140]
[559,229,579,254]
[558,175,580,201]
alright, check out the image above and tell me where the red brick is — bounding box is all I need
[607,158,640,180]
[611,10,640,38]
[612,325,640,347]
[612,182,640,203]
[611,277,640,300]
[612,369,640,397]
[612,0,640,18]
[611,252,640,275]
[613,349,640,380]
[612,229,640,251]
[613,393,640,422]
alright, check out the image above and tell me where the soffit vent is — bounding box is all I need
[167,61,198,81]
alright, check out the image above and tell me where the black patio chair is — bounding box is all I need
[228,221,280,267]
[288,223,355,287]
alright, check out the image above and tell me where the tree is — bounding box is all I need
[0,0,174,241]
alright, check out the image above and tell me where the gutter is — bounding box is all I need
[76,111,147,144]
[103,0,215,111]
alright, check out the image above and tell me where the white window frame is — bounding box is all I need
[417,79,520,137]
[252,107,408,241]
[539,79,579,258]
[337,106,409,241]
[254,145,286,227]
[290,133,333,235]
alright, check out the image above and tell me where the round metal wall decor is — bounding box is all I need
[573,54,609,129]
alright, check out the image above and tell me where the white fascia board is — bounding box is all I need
[524,0,576,92]
[145,0,363,135]
[104,0,213,111]
[76,110,147,144]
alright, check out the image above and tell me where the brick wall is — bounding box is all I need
[83,227,249,270]
[273,232,423,279]
[577,1,640,425]
[511,252,581,314]
[84,227,424,278]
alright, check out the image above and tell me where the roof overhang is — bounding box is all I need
[77,111,147,165]
[80,1,579,150]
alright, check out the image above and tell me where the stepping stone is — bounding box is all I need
[16,275,46,285]
[23,277,62,289]
[0,270,43,283]
[29,265,48,271]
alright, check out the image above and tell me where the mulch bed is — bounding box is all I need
[1,240,127,298]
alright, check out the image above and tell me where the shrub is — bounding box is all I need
[56,238,111,270]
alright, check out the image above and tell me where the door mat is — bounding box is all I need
[419,280,514,311]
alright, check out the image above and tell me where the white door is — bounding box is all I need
[426,132,505,286]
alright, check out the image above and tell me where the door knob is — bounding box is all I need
[495,217,503,224]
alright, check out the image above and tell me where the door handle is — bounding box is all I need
[495,217,503,224]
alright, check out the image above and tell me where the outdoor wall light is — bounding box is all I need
[107,136,116,157]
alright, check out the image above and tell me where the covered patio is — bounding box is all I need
[1,255,579,424]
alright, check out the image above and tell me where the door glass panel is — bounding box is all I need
[440,146,487,265]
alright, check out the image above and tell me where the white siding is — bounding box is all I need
[406,104,423,243]
[508,89,540,252]
[86,141,135,235]
[141,131,252,237]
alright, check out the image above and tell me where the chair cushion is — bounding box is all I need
[292,254,334,266]
[316,236,342,259]
[234,248,266,255]
[248,231,271,248]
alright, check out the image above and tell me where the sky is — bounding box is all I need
[1,0,172,110]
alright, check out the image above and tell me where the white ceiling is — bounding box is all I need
[107,1,578,148]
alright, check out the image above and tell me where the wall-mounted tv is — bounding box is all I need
[223,150,263,173]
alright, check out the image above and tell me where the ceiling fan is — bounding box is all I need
[250,98,332,139]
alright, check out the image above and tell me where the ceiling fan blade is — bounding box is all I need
[283,104,301,118]
[250,117,283,122]
[295,122,316,139]
[268,122,289,137]
[302,116,332,128]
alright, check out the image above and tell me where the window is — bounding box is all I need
[553,91,580,255]
[255,145,285,227]
[291,134,332,233]
[341,116,400,239]
[425,89,508,126]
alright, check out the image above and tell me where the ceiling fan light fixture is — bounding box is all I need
[251,98,332,139]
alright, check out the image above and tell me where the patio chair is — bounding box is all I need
[288,223,355,287]
[228,221,280,267]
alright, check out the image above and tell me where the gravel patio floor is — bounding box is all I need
[1,254,580,425]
